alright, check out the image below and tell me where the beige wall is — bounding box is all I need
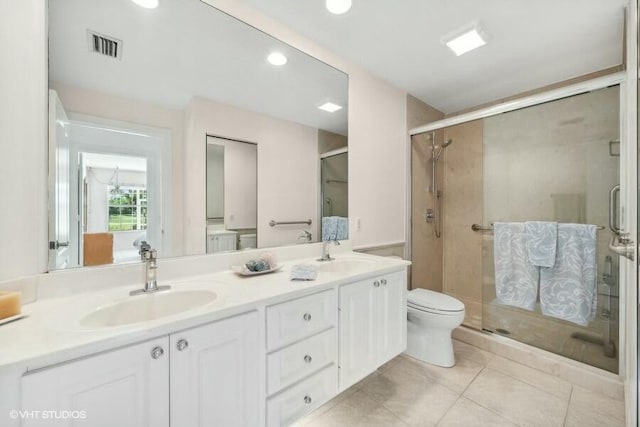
[318,129,347,154]
[183,97,319,253]
[443,120,484,329]
[0,0,48,282]
[408,95,445,290]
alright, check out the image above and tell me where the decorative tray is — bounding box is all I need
[231,264,283,276]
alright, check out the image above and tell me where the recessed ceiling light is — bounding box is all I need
[443,26,487,56]
[318,102,343,113]
[267,52,288,66]
[326,0,352,15]
[131,0,159,9]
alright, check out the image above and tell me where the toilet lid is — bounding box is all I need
[408,289,464,312]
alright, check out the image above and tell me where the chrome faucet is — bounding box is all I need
[317,239,340,262]
[298,230,312,243]
[130,241,171,296]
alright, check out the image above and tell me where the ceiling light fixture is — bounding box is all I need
[318,102,343,113]
[267,52,288,66]
[443,25,487,56]
[326,0,352,15]
[131,0,159,9]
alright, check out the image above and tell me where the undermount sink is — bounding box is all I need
[316,257,377,273]
[79,290,217,328]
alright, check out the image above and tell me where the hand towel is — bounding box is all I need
[290,264,318,281]
[336,217,349,240]
[525,221,557,268]
[539,223,597,326]
[322,216,338,241]
[493,222,539,311]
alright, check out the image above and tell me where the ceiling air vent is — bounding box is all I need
[87,30,122,60]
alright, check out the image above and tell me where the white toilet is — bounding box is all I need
[406,288,465,367]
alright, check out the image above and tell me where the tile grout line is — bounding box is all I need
[562,386,574,427]
[461,367,528,426]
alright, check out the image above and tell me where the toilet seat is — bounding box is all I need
[408,289,464,315]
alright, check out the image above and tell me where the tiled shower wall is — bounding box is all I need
[442,120,484,328]
[408,95,445,291]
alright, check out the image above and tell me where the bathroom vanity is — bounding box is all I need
[0,246,408,427]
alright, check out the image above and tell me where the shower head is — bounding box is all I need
[432,139,453,161]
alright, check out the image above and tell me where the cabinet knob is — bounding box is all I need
[303,312,312,322]
[304,354,313,364]
[373,280,380,287]
[176,339,189,351]
[151,346,164,359]
[381,279,387,286]
[304,395,312,405]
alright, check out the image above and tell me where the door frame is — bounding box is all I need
[66,114,173,264]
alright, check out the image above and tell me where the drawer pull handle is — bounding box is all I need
[373,280,380,287]
[303,313,312,322]
[176,339,189,351]
[304,395,312,405]
[150,346,164,359]
[381,279,387,286]
[304,354,313,364]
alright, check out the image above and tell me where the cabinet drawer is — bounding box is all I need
[266,364,337,427]
[266,289,337,350]
[267,328,336,395]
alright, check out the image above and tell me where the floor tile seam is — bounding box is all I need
[485,361,572,400]
[478,366,573,404]
[562,386,575,427]
[461,392,524,427]
[433,394,464,427]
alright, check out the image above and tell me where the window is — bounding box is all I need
[107,187,147,231]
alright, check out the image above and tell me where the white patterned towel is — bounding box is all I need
[493,222,539,311]
[539,224,597,326]
[525,221,557,268]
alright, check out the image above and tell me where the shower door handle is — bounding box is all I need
[609,184,621,235]
[609,233,634,261]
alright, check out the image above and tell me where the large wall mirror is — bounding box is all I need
[48,0,348,270]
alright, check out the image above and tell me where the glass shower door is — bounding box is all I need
[481,86,621,373]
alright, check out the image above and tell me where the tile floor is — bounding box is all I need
[294,340,625,427]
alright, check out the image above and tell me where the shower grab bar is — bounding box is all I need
[471,223,605,232]
[269,219,312,227]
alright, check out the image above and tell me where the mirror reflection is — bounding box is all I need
[48,0,348,269]
[206,137,258,253]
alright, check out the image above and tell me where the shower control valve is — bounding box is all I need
[425,209,435,223]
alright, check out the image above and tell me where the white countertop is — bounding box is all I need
[0,252,409,374]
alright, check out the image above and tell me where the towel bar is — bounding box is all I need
[471,223,605,232]
[269,219,312,227]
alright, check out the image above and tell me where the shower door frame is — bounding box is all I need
[406,70,634,381]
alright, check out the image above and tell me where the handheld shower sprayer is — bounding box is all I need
[429,133,453,238]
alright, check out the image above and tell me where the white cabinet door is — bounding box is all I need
[338,278,378,391]
[170,311,261,427]
[376,271,407,364]
[21,338,169,427]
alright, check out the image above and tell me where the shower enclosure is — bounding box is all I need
[320,149,348,235]
[480,86,620,373]
[410,84,622,374]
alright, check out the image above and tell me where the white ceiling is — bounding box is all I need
[49,0,348,135]
[240,0,626,114]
